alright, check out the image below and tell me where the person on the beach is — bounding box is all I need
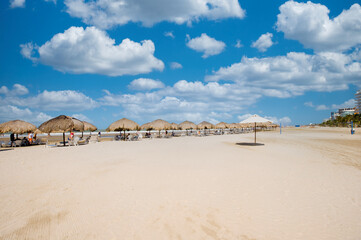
[10,133,15,147]
[28,132,33,144]
[21,137,29,146]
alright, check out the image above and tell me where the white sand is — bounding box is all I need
[0,127,361,240]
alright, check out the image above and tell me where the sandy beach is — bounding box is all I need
[0,127,361,240]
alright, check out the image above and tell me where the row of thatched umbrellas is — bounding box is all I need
[107,118,275,132]
[0,115,277,145]
[0,116,97,146]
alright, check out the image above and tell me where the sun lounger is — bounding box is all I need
[46,140,59,147]
[89,135,99,143]
[78,137,89,145]
[0,141,12,148]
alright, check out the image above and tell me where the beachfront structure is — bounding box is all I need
[356,90,361,113]
[331,108,355,120]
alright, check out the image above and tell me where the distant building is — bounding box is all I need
[356,89,361,113]
[330,108,355,120]
[338,108,355,117]
[330,111,340,120]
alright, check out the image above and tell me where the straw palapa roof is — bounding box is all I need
[197,121,214,129]
[107,118,138,131]
[0,120,37,134]
[170,123,179,130]
[215,122,228,129]
[179,121,197,130]
[38,115,84,133]
[141,119,171,131]
[227,123,239,129]
[83,121,97,131]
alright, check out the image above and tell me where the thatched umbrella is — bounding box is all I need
[197,121,213,130]
[82,121,97,138]
[0,120,37,135]
[227,123,239,129]
[141,119,171,136]
[179,120,197,135]
[38,115,84,146]
[215,122,228,129]
[240,114,272,144]
[179,121,197,130]
[107,118,139,140]
[170,123,179,130]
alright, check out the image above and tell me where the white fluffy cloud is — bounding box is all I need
[186,33,226,58]
[276,1,361,52]
[206,51,361,98]
[235,40,243,48]
[21,26,164,76]
[331,99,356,109]
[0,84,98,112]
[251,33,274,52]
[0,105,52,125]
[128,78,165,91]
[64,0,245,29]
[164,32,175,39]
[170,62,183,69]
[305,99,355,111]
[100,79,260,124]
[0,84,29,96]
[10,0,25,8]
[72,113,92,122]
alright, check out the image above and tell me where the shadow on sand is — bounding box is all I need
[236,142,265,146]
[0,148,14,152]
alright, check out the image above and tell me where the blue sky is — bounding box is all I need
[1,0,360,128]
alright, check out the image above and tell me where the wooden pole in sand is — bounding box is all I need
[254,122,256,144]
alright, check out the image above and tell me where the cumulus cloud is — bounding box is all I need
[72,113,92,122]
[331,99,356,109]
[235,40,243,48]
[164,31,175,39]
[0,84,98,112]
[0,105,52,125]
[10,0,25,8]
[305,99,355,111]
[305,102,329,110]
[206,51,361,98]
[170,62,183,69]
[251,33,273,52]
[64,0,245,29]
[128,78,165,91]
[0,84,29,96]
[100,79,261,124]
[186,33,226,58]
[276,1,361,52]
[25,90,98,111]
[21,26,164,76]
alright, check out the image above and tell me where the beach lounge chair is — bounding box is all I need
[89,135,99,143]
[46,140,59,148]
[0,141,12,148]
[78,137,89,145]
[69,136,80,146]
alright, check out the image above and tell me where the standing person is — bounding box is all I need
[70,132,74,140]
[28,132,33,144]
[10,133,15,147]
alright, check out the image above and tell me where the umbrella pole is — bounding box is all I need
[82,132,84,138]
[63,132,66,146]
[254,122,256,144]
